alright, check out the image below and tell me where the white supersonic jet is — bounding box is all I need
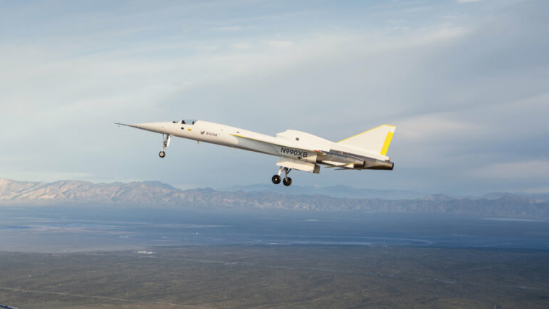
[116,120,395,186]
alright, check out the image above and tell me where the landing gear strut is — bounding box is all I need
[272,167,292,186]
[159,134,171,158]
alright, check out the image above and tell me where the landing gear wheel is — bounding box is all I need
[272,175,281,184]
[159,151,166,158]
[283,177,292,186]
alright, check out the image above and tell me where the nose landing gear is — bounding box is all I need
[272,167,292,186]
[159,134,171,158]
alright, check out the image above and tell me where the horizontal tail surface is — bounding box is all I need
[338,125,396,156]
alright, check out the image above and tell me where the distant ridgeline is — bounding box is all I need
[0,179,548,219]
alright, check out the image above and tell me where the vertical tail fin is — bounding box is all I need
[337,125,396,156]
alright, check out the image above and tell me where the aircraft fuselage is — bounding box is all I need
[126,120,394,173]
[118,119,395,186]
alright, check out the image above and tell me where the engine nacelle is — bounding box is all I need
[364,159,394,170]
[316,151,366,166]
[317,150,394,170]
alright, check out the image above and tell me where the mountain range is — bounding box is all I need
[222,183,426,200]
[1,178,548,219]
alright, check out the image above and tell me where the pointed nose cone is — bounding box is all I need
[129,122,168,133]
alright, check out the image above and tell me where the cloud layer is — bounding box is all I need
[1,0,548,195]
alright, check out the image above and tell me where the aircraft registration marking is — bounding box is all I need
[280,147,308,158]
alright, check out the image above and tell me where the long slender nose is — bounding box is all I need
[129,122,168,133]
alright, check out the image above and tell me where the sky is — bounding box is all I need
[0,0,548,195]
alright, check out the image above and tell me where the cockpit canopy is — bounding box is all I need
[172,119,197,125]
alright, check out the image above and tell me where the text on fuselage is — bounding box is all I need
[280,147,308,158]
[200,131,218,137]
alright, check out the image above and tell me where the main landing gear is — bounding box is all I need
[159,134,171,158]
[272,167,292,186]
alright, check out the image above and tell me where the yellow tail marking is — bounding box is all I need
[380,132,393,156]
[337,124,395,143]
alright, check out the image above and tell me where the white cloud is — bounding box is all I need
[386,19,405,24]
[470,160,549,180]
[195,44,219,53]
[267,40,294,49]
[212,26,243,32]
[1,0,548,194]
[231,42,253,50]
[2,171,92,183]
[520,186,549,194]
[443,12,461,19]
[456,0,481,3]
[396,113,487,142]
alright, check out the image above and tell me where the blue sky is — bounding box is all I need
[1,0,548,195]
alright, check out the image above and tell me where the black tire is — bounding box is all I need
[283,177,292,186]
[159,151,166,158]
[272,175,281,184]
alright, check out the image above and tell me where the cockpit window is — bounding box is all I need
[174,119,197,125]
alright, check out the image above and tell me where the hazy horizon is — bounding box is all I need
[3,176,549,198]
